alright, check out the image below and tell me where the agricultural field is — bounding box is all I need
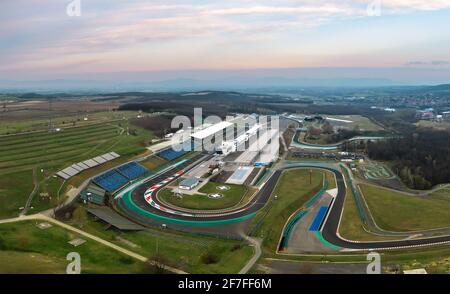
[0,119,154,218]
[0,110,141,135]
[415,120,450,131]
[158,182,252,210]
[360,184,450,231]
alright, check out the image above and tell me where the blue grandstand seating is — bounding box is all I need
[158,148,188,161]
[93,170,129,192]
[116,162,148,180]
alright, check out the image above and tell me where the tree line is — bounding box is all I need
[367,128,450,189]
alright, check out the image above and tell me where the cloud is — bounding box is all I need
[2,0,450,74]
[431,60,450,65]
[382,0,450,11]
[405,60,450,66]
[406,61,428,66]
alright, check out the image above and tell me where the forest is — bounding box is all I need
[367,128,450,189]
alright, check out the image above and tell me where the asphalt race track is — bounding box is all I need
[117,158,450,251]
[117,156,283,223]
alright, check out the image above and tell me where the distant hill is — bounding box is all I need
[422,84,450,92]
[0,77,402,93]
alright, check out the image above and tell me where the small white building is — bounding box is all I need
[178,177,200,190]
[403,268,427,274]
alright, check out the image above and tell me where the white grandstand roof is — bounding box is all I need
[71,164,85,172]
[61,166,80,177]
[93,156,107,164]
[190,121,233,140]
[101,153,115,161]
[77,162,90,169]
[56,152,121,180]
[56,171,71,180]
[83,159,99,168]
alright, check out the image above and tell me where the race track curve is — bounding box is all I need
[116,159,450,251]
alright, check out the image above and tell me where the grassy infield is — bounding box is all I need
[333,172,450,273]
[159,182,253,210]
[251,169,324,253]
[302,115,384,144]
[247,168,450,273]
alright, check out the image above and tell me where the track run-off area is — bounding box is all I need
[115,156,450,252]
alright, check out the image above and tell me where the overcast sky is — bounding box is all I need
[1,0,450,83]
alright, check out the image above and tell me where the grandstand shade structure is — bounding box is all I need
[56,152,121,180]
[101,153,115,161]
[93,156,107,164]
[83,159,99,168]
[63,166,79,177]
[56,171,71,180]
[77,162,89,169]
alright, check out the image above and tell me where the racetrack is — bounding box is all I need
[116,157,450,251]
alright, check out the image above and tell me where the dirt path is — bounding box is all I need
[0,213,187,274]
[20,167,39,216]
[239,236,262,274]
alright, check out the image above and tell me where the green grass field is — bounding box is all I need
[0,221,151,274]
[324,171,337,190]
[326,115,384,132]
[65,211,254,274]
[361,184,450,231]
[0,119,154,218]
[158,182,251,210]
[338,179,396,241]
[429,187,450,201]
[250,169,324,253]
[0,170,35,218]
